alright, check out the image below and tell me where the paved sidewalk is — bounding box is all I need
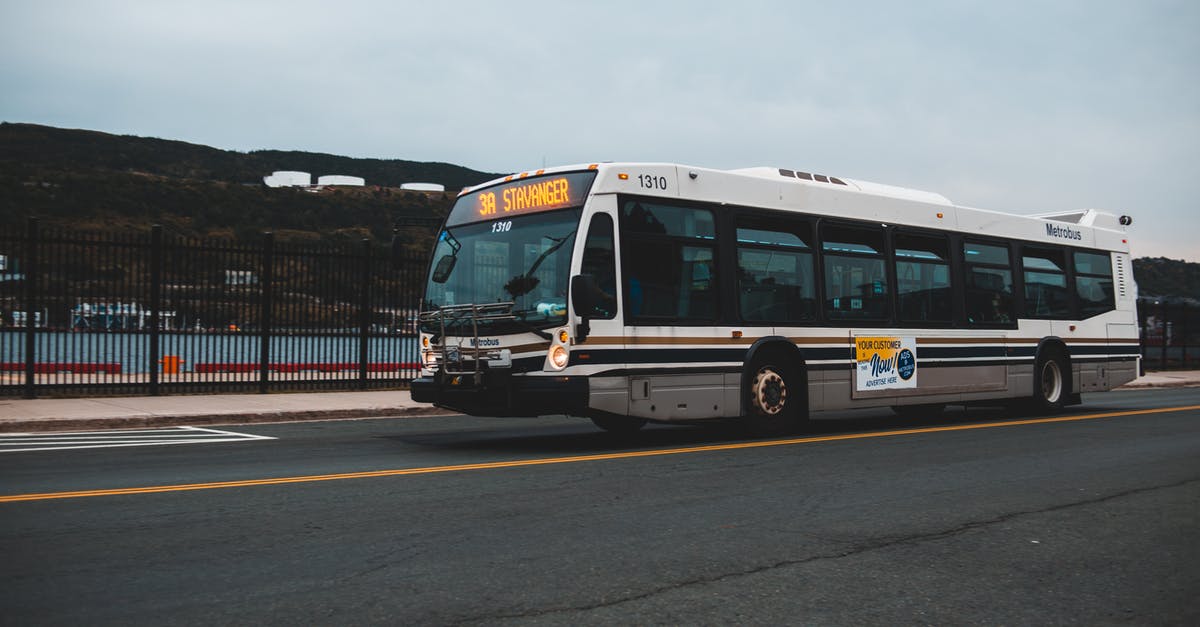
[0,389,450,433]
[1,371,1198,434]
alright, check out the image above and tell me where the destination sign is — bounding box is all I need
[446,171,597,227]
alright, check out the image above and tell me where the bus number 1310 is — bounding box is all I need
[638,174,668,191]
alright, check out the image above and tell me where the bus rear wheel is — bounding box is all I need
[1032,349,1069,411]
[744,354,806,437]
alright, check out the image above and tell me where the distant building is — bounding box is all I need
[69,302,176,331]
[400,182,445,192]
[13,310,47,328]
[263,171,311,187]
[225,270,258,286]
[0,254,23,284]
[317,175,365,186]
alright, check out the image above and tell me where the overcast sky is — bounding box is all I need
[3,1,1197,261]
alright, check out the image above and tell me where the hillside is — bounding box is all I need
[1132,257,1200,302]
[2,123,1197,301]
[0,122,503,248]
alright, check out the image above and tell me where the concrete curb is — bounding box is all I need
[0,405,454,434]
[1117,375,1200,390]
[2,372,1196,434]
[1118,369,1200,384]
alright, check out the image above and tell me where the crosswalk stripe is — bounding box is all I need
[0,426,274,453]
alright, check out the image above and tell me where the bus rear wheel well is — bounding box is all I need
[1032,339,1075,410]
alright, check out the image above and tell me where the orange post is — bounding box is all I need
[160,355,184,374]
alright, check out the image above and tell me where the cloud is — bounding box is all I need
[2,0,1197,259]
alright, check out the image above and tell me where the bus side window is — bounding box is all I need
[822,224,888,321]
[964,241,1014,324]
[621,200,718,323]
[1075,250,1115,318]
[736,218,815,323]
[1022,247,1071,318]
[894,232,952,324]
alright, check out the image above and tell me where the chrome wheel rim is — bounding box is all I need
[1041,360,1063,404]
[751,367,787,415]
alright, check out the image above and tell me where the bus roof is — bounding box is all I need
[462,162,1131,252]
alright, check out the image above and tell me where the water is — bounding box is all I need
[0,331,419,374]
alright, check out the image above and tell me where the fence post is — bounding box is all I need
[359,238,371,389]
[1182,302,1190,369]
[1160,300,1169,370]
[149,225,162,395]
[22,217,39,399]
[1137,299,1146,376]
[259,232,274,394]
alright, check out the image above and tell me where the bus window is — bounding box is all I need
[894,232,952,323]
[621,200,717,322]
[1075,250,1115,318]
[623,202,715,239]
[822,224,888,320]
[1023,247,1071,318]
[579,213,617,319]
[964,241,1014,324]
[736,216,815,322]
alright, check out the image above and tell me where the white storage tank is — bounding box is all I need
[400,182,445,192]
[317,175,365,186]
[263,171,311,187]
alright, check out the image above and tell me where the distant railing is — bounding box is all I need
[1,217,431,397]
[2,218,1195,398]
[1138,298,1198,371]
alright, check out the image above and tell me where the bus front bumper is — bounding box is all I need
[410,372,589,417]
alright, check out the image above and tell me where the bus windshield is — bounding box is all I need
[421,173,599,335]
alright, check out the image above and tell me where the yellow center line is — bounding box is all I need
[3,404,1198,504]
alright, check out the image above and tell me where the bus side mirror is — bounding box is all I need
[570,274,597,342]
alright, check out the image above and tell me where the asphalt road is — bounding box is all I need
[2,389,1199,625]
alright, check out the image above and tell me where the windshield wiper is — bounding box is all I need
[504,230,576,298]
[431,229,462,284]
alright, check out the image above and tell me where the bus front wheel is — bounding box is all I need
[744,354,807,437]
[591,415,647,435]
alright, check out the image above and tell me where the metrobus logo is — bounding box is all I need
[1045,223,1083,241]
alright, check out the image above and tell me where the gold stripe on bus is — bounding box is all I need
[508,342,552,353]
[916,337,1010,344]
[577,336,759,346]
[626,336,757,345]
[575,336,627,346]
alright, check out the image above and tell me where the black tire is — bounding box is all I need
[1032,348,1069,411]
[744,351,807,437]
[591,415,647,435]
[890,403,946,419]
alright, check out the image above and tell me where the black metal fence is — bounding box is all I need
[1138,298,1198,371]
[3,218,1197,398]
[1,218,429,397]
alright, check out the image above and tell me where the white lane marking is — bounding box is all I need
[0,426,275,453]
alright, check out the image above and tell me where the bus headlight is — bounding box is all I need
[549,345,568,370]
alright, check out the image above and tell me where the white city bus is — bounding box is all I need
[410,163,1139,434]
